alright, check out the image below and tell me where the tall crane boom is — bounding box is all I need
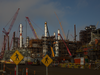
[67,30,69,40]
[26,17,38,39]
[58,33,72,56]
[96,21,99,29]
[54,12,66,40]
[0,8,20,59]
[2,8,20,35]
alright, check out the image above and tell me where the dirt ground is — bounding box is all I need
[0,64,100,75]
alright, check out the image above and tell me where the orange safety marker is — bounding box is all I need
[10,72,11,75]
[3,64,6,73]
[34,70,36,75]
[2,74,4,75]
[89,63,91,69]
[15,67,16,75]
[26,68,28,75]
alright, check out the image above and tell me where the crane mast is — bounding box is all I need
[26,17,38,39]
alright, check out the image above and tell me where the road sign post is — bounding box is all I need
[41,54,53,75]
[46,67,48,75]
[10,50,24,75]
[16,65,18,75]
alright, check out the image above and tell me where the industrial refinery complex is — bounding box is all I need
[0,8,100,70]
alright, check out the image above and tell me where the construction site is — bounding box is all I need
[0,8,100,75]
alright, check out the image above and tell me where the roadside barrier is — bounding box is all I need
[80,65,84,69]
[68,63,72,68]
[5,65,23,75]
[67,63,69,68]
[74,64,79,68]
[85,63,88,69]
[26,68,28,75]
[3,64,6,73]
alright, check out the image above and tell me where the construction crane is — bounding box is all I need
[96,21,99,29]
[0,8,20,59]
[9,32,15,50]
[54,12,66,40]
[26,17,38,39]
[67,30,69,40]
[58,33,72,56]
[70,34,74,41]
[46,25,55,57]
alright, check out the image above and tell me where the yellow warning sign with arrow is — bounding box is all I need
[10,50,24,65]
[41,54,53,67]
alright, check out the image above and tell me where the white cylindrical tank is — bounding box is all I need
[45,22,47,37]
[20,24,22,48]
[55,41,59,57]
[54,32,56,39]
[58,29,60,40]
[54,32,55,36]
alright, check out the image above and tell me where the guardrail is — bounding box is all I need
[55,62,100,70]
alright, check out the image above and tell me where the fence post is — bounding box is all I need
[26,68,28,75]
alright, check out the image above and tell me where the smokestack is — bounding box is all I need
[58,29,60,40]
[20,24,23,48]
[74,24,76,41]
[45,22,47,37]
[54,32,56,39]
[54,32,55,36]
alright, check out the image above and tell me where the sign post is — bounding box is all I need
[16,65,18,75]
[46,67,48,75]
[41,54,53,75]
[10,50,24,75]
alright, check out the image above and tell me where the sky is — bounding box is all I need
[0,0,100,51]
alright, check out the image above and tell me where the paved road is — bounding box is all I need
[0,64,100,75]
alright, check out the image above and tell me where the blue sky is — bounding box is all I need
[0,0,100,51]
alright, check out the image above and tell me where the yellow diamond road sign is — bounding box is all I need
[10,50,24,65]
[41,54,53,67]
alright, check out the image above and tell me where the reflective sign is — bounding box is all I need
[41,54,53,67]
[10,50,24,65]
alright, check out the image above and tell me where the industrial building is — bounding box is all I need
[79,25,96,44]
